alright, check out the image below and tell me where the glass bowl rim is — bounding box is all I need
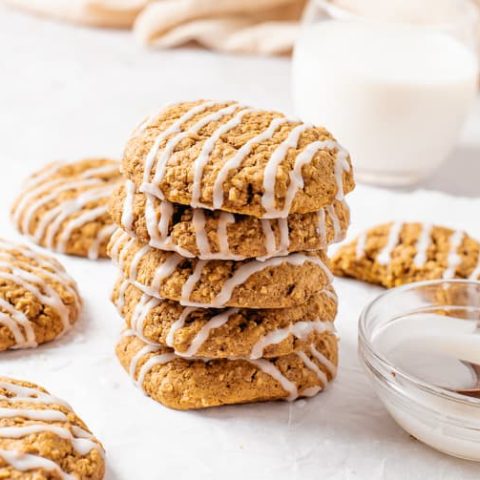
[358,278,480,408]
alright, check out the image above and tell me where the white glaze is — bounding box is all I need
[12,162,119,257]
[143,103,239,197]
[250,320,334,359]
[0,381,70,408]
[212,116,288,209]
[0,449,75,480]
[249,359,298,401]
[413,223,433,267]
[141,100,220,189]
[121,179,136,235]
[0,424,99,456]
[443,230,465,279]
[191,108,253,207]
[261,124,310,217]
[178,308,239,357]
[296,351,328,386]
[376,222,403,265]
[165,307,198,347]
[355,231,368,260]
[88,224,117,260]
[325,204,342,242]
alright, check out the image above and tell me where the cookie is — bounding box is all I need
[111,181,350,260]
[332,222,480,288]
[108,229,333,309]
[116,331,338,410]
[0,239,81,352]
[0,376,104,479]
[112,276,337,359]
[11,158,121,259]
[122,100,355,218]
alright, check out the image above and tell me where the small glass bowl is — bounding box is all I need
[359,279,480,461]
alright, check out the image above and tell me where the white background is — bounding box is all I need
[0,5,480,479]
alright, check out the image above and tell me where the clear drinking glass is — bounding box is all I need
[292,0,480,186]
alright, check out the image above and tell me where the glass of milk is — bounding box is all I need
[292,0,480,186]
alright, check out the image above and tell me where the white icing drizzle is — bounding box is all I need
[141,101,218,187]
[180,253,332,308]
[0,407,67,422]
[112,231,331,308]
[165,307,198,347]
[355,231,368,260]
[212,116,288,209]
[114,278,130,312]
[136,353,177,391]
[128,344,159,379]
[142,103,239,197]
[12,162,119,257]
[0,425,100,456]
[121,179,136,235]
[130,295,160,343]
[310,344,337,378]
[0,381,70,408]
[0,262,72,343]
[413,223,433,267]
[443,230,465,279]
[249,359,298,401]
[261,220,276,257]
[0,298,36,349]
[129,245,151,279]
[279,140,339,218]
[296,351,328,386]
[216,212,235,256]
[192,209,211,257]
[0,449,75,480]
[376,222,403,266]
[42,189,111,250]
[88,224,117,260]
[180,260,207,304]
[151,254,184,291]
[261,124,310,217]
[325,204,342,242]
[469,250,480,280]
[316,208,327,246]
[334,147,351,201]
[178,308,239,357]
[250,320,334,359]
[191,107,253,207]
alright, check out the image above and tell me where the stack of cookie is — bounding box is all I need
[108,100,355,410]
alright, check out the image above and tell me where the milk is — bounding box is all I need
[293,20,479,185]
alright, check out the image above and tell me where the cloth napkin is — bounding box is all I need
[2,0,306,54]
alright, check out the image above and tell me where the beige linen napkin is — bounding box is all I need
[2,0,306,54]
[134,0,306,55]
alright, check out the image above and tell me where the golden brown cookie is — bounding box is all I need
[0,239,81,352]
[332,222,480,288]
[111,181,350,260]
[112,276,337,359]
[116,331,338,410]
[0,376,105,479]
[11,158,121,259]
[122,100,355,218]
[108,229,333,309]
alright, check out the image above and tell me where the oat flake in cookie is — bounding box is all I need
[11,158,121,259]
[0,376,105,479]
[0,239,81,351]
[122,100,355,218]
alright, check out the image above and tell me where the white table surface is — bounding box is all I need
[1,5,480,479]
